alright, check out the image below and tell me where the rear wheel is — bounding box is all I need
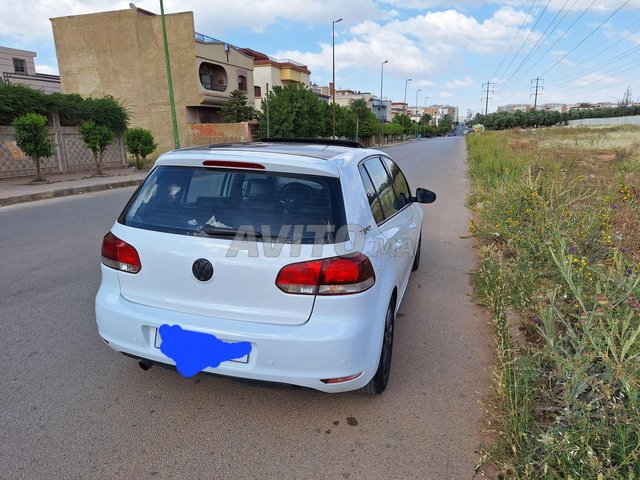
[360,298,395,395]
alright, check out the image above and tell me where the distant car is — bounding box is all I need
[96,139,436,394]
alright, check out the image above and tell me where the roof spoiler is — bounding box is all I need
[261,137,364,148]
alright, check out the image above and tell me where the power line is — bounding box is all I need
[490,0,539,80]
[552,62,640,96]
[505,0,593,88]
[540,0,632,77]
[552,73,640,99]
[496,4,634,104]
[546,19,640,79]
[559,17,640,70]
[496,0,552,84]
[550,48,640,90]
[498,0,572,91]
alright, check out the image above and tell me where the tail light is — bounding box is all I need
[101,232,141,274]
[276,253,375,295]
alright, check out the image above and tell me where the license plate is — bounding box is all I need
[153,328,249,364]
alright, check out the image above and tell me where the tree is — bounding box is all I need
[125,127,157,169]
[220,89,256,123]
[419,113,432,125]
[437,114,453,135]
[335,104,356,138]
[392,113,414,135]
[12,113,55,182]
[79,121,113,175]
[258,83,327,137]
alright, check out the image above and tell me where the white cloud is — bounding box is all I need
[445,77,476,88]
[0,0,384,42]
[438,91,454,98]
[35,64,60,75]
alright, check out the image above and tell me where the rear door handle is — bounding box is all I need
[409,222,417,230]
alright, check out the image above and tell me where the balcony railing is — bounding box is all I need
[195,32,224,44]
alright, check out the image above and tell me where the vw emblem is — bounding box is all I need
[192,258,214,282]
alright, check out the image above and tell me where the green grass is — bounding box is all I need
[468,126,640,479]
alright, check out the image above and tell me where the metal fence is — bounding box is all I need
[0,113,126,178]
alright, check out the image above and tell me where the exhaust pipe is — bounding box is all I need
[138,359,154,371]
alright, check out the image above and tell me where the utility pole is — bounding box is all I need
[530,77,543,109]
[481,82,494,115]
[379,60,388,145]
[332,18,342,139]
[403,78,411,112]
[265,82,270,138]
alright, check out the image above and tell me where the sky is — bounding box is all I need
[1,0,640,118]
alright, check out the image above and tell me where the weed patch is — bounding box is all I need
[468,126,640,479]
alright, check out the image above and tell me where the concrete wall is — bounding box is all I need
[0,114,126,178]
[567,115,640,127]
[186,122,256,146]
[52,9,199,154]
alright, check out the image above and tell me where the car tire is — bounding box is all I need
[411,234,421,272]
[360,298,395,395]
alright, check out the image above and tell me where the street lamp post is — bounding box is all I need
[332,18,342,139]
[423,96,429,138]
[159,0,180,149]
[415,88,421,139]
[403,79,411,112]
[379,60,388,145]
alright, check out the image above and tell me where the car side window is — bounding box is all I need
[381,157,411,209]
[363,157,398,219]
[358,164,385,224]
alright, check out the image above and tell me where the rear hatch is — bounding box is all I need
[112,162,346,326]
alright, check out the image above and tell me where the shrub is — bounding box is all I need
[79,121,113,175]
[125,128,157,169]
[0,84,129,132]
[12,113,55,182]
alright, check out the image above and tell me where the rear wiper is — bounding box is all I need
[201,225,262,238]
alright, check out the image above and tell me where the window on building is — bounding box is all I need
[199,62,227,92]
[13,58,26,74]
[238,75,247,92]
[254,86,262,98]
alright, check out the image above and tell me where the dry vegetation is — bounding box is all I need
[467,126,640,479]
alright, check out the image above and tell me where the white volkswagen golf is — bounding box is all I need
[96,139,435,394]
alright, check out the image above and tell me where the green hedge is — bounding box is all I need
[0,84,129,132]
[473,105,640,130]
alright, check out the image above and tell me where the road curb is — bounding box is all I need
[0,178,143,207]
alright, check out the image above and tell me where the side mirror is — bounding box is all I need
[415,188,436,204]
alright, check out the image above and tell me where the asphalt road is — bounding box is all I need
[0,138,493,479]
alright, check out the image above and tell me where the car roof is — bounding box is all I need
[155,140,387,178]
[175,141,366,161]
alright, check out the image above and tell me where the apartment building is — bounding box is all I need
[51,7,255,153]
[0,46,61,93]
[239,48,311,109]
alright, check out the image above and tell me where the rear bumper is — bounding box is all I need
[95,267,387,393]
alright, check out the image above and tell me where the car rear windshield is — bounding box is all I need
[119,166,347,244]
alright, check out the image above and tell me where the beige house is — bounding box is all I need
[333,90,391,122]
[51,7,255,153]
[239,48,310,110]
[0,46,61,93]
